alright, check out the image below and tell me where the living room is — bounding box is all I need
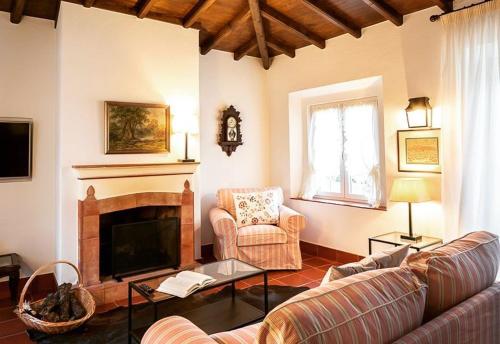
[0,0,498,343]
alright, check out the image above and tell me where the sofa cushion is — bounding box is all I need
[211,322,261,344]
[237,225,287,247]
[320,258,377,285]
[361,243,410,269]
[320,244,410,286]
[233,191,280,227]
[402,231,499,320]
[217,187,283,220]
[257,268,427,344]
[393,282,500,344]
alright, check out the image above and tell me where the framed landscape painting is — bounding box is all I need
[105,101,170,154]
[397,128,441,173]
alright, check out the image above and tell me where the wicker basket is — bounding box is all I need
[16,260,96,335]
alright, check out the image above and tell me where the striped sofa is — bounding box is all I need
[209,187,305,270]
[142,231,500,344]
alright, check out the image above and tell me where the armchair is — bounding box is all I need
[209,187,305,270]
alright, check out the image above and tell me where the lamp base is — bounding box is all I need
[400,234,422,242]
[178,159,196,163]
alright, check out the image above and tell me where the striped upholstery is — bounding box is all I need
[210,208,238,260]
[394,282,500,344]
[238,242,300,270]
[210,323,261,344]
[211,188,304,270]
[256,268,428,344]
[141,316,217,344]
[237,225,287,247]
[402,231,500,320]
[217,187,283,220]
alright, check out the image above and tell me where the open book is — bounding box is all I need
[157,271,216,298]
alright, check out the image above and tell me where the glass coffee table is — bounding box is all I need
[128,259,268,344]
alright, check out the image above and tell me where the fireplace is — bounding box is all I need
[78,179,195,305]
[99,206,180,279]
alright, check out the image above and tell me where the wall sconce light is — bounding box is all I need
[405,97,433,128]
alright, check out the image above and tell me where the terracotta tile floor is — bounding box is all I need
[0,255,340,343]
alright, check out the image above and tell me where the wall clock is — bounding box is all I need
[218,105,243,156]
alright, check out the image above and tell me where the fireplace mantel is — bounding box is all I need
[79,180,195,305]
[72,161,200,180]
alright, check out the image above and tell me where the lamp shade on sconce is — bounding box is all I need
[390,178,431,203]
[405,97,432,128]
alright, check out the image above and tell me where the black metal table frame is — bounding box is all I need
[128,263,268,344]
[0,253,21,302]
[368,235,443,255]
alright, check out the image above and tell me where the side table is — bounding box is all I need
[369,232,443,255]
[0,253,21,302]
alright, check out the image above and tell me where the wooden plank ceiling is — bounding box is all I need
[1,0,452,69]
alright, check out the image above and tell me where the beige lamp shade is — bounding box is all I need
[390,178,431,203]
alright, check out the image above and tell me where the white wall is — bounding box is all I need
[265,7,445,257]
[56,3,200,273]
[199,51,270,244]
[0,5,449,270]
[0,14,57,271]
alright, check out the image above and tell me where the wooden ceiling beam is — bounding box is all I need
[430,0,453,12]
[248,0,271,70]
[300,0,361,38]
[261,4,325,49]
[200,8,251,55]
[137,0,157,19]
[234,38,258,60]
[10,0,26,24]
[183,0,217,28]
[267,38,295,58]
[360,0,403,26]
[83,0,96,8]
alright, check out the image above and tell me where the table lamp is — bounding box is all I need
[173,114,198,163]
[390,177,431,242]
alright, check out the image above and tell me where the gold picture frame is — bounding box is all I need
[104,101,170,154]
[397,128,441,173]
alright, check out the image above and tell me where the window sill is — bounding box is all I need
[290,197,387,211]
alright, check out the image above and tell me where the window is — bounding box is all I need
[303,98,383,206]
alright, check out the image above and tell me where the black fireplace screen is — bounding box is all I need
[110,218,180,279]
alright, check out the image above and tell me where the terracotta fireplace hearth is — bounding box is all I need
[78,180,195,305]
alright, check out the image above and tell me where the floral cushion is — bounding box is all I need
[232,191,279,228]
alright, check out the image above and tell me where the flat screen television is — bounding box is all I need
[0,119,33,180]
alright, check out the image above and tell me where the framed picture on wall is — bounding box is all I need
[397,128,441,173]
[104,101,170,154]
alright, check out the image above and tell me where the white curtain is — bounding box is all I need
[301,100,382,206]
[301,104,343,199]
[344,101,382,207]
[441,0,500,241]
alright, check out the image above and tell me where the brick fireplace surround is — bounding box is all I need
[78,180,195,306]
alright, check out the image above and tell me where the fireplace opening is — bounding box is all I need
[99,206,180,280]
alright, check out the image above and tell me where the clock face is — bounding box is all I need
[227,117,237,128]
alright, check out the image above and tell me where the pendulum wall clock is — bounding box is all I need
[218,105,243,156]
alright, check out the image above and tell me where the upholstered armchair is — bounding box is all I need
[209,187,305,270]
